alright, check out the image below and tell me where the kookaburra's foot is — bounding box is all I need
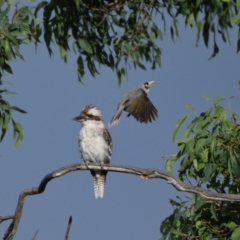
[85,160,91,169]
[140,174,149,180]
[100,162,104,170]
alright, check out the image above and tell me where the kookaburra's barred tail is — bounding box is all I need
[92,172,106,199]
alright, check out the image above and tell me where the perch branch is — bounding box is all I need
[4,163,240,240]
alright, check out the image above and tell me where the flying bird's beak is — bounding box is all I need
[148,81,154,87]
[72,115,85,122]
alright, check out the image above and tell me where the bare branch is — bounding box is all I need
[64,216,72,240]
[4,163,240,240]
[31,229,38,240]
[0,215,14,224]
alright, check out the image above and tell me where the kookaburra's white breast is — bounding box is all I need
[79,123,110,164]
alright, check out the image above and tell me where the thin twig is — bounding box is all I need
[31,229,38,240]
[64,216,72,240]
[0,215,14,224]
[4,163,240,240]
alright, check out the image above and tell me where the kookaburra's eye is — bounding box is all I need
[87,114,94,118]
[144,83,149,88]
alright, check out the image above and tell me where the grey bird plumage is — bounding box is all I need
[109,81,158,127]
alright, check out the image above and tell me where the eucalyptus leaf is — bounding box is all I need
[172,115,187,142]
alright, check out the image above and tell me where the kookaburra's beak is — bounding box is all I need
[73,115,85,122]
[148,80,154,87]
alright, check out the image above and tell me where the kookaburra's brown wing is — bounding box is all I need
[125,92,158,123]
[102,128,113,164]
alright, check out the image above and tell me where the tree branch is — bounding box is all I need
[0,215,14,224]
[4,163,240,240]
[64,216,72,240]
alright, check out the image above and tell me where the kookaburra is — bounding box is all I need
[73,105,113,199]
[108,81,158,127]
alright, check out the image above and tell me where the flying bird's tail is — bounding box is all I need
[108,107,123,128]
[92,172,107,199]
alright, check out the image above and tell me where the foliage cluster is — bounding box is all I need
[163,96,240,239]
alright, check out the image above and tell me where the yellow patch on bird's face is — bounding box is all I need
[144,83,149,89]
[144,80,154,90]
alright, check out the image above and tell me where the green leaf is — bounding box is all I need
[231,153,240,178]
[237,0,240,10]
[6,32,18,46]
[0,9,9,23]
[215,95,225,104]
[117,68,125,87]
[205,234,213,240]
[200,115,211,129]
[170,26,174,43]
[232,14,240,25]
[78,38,93,54]
[226,222,238,231]
[198,162,205,170]
[193,159,198,171]
[172,115,187,142]
[195,220,202,229]
[12,121,24,148]
[59,46,68,61]
[210,203,218,221]
[165,155,177,172]
[165,159,173,172]
[228,155,233,175]
[203,95,211,101]
[3,62,13,74]
[77,56,84,80]
[210,137,215,156]
[185,102,192,108]
[18,6,35,21]
[157,28,163,40]
[209,42,219,59]
[112,15,120,26]
[203,22,210,47]
[195,138,206,154]
[10,106,27,113]
[201,148,209,162]
[194,198,205,211]
[184,122,196,138]
[203,163,213,182]
[214,105,224,118]
[231,227,240,240]
[3,112,10,129]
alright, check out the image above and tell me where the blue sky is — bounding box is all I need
[0,16,240,239]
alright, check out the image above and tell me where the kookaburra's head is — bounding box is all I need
[73,105,103,126]
[141,80,154,93]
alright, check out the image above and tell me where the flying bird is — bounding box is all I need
[109,81,158,127]
[73,105,113,199]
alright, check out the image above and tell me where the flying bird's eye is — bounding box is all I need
[144,83,149,89]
